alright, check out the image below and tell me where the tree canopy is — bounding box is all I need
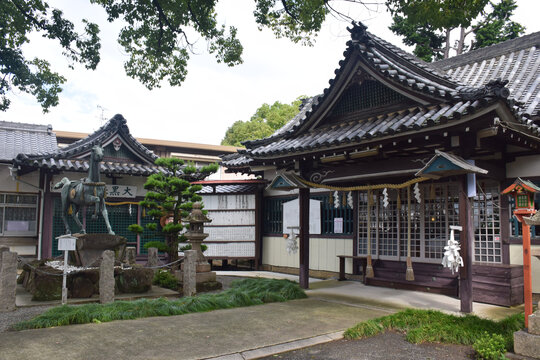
[221,97,304,147]
[1,0,357,112]
[386,0,525,62]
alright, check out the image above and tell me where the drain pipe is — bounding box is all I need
[9,167,45,260]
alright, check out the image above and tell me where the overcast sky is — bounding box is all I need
[3,0,540,145]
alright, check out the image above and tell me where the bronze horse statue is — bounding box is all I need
[54,144,115,235]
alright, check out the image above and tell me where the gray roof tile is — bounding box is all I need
[0,121,57,161]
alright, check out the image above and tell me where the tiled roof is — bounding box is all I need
[241,23,510,151]
[18,157,167,176]
[0,121,57,161]
[223,23,538,168]
[13,114,160,175]
[198,184,260,194]
[47,114,157,162]
[432,32,540,117]
[230,98,528,161]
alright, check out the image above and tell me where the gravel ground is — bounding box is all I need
[0,305,53,333]
[258,331,475,360]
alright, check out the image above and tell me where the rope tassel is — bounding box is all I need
[406,185,415,281]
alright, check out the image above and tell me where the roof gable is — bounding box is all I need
[14,115,163,176]
[240,22,515,153]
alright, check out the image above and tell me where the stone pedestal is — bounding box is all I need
[99,250,115,304]
[514,310,540,359]
[125,247,136,265]
[74,234,127,267]
[146,247,158,269]
[0,247,17,312]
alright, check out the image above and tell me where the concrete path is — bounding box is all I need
[1,272,523,360]
[0,298,392,360]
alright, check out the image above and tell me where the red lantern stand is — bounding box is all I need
[502,178,540,328]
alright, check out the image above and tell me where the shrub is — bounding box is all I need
[143,241,168,252]
[153,270,178,290]
[180,244,207,252]
[473,332,508,360]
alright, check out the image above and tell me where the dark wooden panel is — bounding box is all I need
[362,260,524,306]
[472,263,524,306]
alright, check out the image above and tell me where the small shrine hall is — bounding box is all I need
[222,23,540,308]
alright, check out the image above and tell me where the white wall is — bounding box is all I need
[0,164,40,192]
[262,236,354,274]
[510,244,540,293]
[0,165,40,255]
[506,154,540,178]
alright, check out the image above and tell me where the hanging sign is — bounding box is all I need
[106,185,137,198]
[334,218,344,234]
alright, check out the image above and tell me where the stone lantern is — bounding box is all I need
[502,177,539,217]
[502,177,540,329]
[182,202,218,285]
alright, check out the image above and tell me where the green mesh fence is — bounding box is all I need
[52,197,83,257]
[85,203,138,247]
[52,198,140,257]
[139,211,166,254]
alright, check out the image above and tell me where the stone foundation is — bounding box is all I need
[514,311,540,359]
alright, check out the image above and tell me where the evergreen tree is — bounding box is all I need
[129,157,218,265]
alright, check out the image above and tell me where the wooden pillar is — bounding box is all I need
[41,173,54,259]
[254,187,263,270]
[459,176,473,313]
[299,187,310,289]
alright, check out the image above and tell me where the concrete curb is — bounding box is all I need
[205,331,344,360]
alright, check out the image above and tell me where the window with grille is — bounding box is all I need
[357,182,460,262]
[0,193,38,236]
[473,182,501,263]
[358,191,377,256]
[263,197,295,234]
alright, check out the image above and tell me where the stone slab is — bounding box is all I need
[514,330,540,359]
[196,271,216,283]
[99,250,115,304]
[529,311,540,336]
[183,250,196,297]
[0,250,17,312]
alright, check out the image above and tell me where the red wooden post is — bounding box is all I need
[521,222,533,328]
[299,188,310,289]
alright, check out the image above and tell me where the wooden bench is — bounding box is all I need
[337,255,376,283]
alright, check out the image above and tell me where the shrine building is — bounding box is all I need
[222,23,540,307]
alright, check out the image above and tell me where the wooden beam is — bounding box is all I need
[299,187,310,289]
[459,176,473,313]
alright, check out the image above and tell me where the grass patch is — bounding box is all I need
[344,309,524,352]
[13,278,306,331]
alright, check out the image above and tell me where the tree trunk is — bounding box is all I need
[456,27,466,56]
[444,28,451,59]
[167,235,179,269]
